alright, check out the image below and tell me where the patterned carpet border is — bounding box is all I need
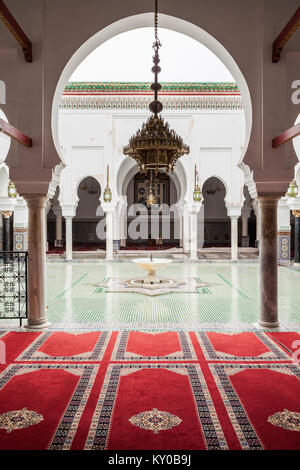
[195,331,291,361]
[15,331,111,362]
[85,363,228,451]
[111,331,197,361]
[0,363,100,450]
[209,362,300,450]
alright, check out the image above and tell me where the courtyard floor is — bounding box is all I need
[40,261,299,330]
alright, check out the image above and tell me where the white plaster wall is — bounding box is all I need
[58,107,246,210]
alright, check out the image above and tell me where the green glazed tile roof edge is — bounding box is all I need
[64,82,240,93]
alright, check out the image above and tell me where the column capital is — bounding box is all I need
[23,194,48,209]
[1,210,12,218]
[257,196,281,207]
[102,203,117,214]
[287,197,300,212]
[61,205,76,217]
[187,202,202,215]
[52,203,62,217]
[226,203,242,217]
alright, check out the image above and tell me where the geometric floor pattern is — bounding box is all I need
[41,262,300,330]
[0,330,300,450]
[1,261,300,331]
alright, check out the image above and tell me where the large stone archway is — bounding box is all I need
[52,13,252,171]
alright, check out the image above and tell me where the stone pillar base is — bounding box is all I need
[24,320,51,330]
[254,321,280,329]
[55,239,63,247]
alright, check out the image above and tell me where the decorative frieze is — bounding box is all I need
[61,81,244,111]
[60,95,244,111]
[64,82,240,93]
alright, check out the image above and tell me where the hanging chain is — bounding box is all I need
[154,0,161,49]
[154,0,158,43]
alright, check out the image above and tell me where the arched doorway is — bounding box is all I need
[124,170,179,250]
[202,177,229,247]
[74,176,104,250]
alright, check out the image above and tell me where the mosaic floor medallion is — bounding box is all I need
[91,277,215,296]
[0,408,44,433]
[129,408,182,434]
[268,409,300,432]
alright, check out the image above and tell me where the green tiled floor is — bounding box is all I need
[44,261,300,328]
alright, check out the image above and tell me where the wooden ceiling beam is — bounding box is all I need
[272,123,300,148]
[272,6,300,63]
[0,117,32,147]
[0,0,32,62]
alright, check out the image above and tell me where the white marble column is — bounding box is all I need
[45,200,51,252]
[56,212,63,245]
[64,216,73,261]
[230,216,239,261]
[23,195,50,329]
[183,209,190,253]
[188,203,201,261]
[252,199,260,247]
[258,196,280,328]
[103,204,114,260]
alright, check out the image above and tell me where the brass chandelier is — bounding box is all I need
[122,0,189,177]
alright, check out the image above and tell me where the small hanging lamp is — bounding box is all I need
[286,180,298,198]
[193,165,202,202]
[8,180,17,198]
[103,165,112,202]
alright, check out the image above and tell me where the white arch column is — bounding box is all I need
[45,200,51,252]
[52,203,63,247]
[182,205,190,253]
[226,204,242,261]
[252,199,260,247]
[61,205,76,261]
[103,203,115,260]
[188,203,202,260]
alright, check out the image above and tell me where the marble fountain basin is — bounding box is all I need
[132,258,172,277]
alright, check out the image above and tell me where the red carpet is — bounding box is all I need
[0,330,299,450]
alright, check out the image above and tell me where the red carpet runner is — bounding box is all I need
[0,330,299,450]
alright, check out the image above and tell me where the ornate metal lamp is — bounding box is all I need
[103,165,112,202]
[286,180,298,198]
[193,165,202,202]
[146,170,157,206]
[122,0,189,176]
[8,180,17,198]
